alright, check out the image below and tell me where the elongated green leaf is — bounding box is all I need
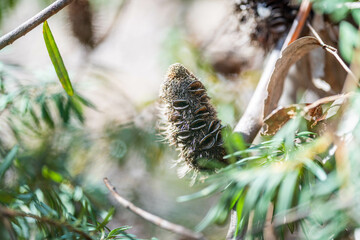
[107,226,131,238]
[303,159,327,181]
[0,145,19,179]
[96,207,115,230]
[235,193,246,237]
[41,101,54,128]
[69,96,84,123]
[177,183,220,202]
[43,21,74,96]
[242,174,268,217]
[275,171,299,216]
[339,21,360,63]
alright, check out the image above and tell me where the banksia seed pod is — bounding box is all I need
[234,0,298,50]
[160,63,228,175]
[68,0,95,49]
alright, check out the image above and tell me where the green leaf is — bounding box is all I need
[43,21,74,96]
[177,183,220,202]
[0,145,19,180]
[352,9,360,25]
[107,226,131,238]
[41,101,54,128]
[287,222,295,234]
[76,93,96,109]
[242,174,268,217]
[29,106,41,128]
[235,193,246,238]
[69,96,84,123]
[303,159,327,181]
[41,166,63,183]
[96,207,115,230]
[339,21,360,63]
[275,171,299,217]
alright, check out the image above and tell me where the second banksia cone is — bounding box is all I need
[160,64,229,176]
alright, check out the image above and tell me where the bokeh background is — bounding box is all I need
[0,0,265,239]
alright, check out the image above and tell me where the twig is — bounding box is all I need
[303,92,352,113]
[282,0,312,50]
[0,0,75,50]
[0,205,92,239]
[233,41,283,143]
[103,178,206,240]
[307,22,359,86]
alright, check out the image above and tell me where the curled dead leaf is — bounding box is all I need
[263,37,322,118]
[262,93,351,136]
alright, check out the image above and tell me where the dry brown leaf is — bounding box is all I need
[262,105,298,136]
[263,37,321,118]
[262,93,350,136]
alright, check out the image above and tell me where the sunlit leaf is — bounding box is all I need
[303,159,327,181]
[106,226,132,239]
[43,21,74,96]
[42,166,63,183]
[177,184,221,202]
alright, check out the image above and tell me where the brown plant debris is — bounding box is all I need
[68,0,95,48]
[160,63,228,175]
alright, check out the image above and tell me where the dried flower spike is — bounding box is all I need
[234,0,298,50]
[160,63,228,175]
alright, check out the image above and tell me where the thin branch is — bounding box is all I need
[0,206,92,240]
[282,0,312,50]
[0,0,75,50]
[103,178,205,240]
[307,22,359,86]
[303,92,352,113]
[233,40,283,143]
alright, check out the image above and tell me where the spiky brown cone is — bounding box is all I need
[160,63,228,174]
[234,0,298,50]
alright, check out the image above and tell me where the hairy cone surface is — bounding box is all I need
[234,0,297,50]
[160,64,228,175]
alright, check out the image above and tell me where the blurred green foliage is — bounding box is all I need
[312,0,360,63]
[0,0,19,27]
[105,122,168,171]
[0,61,140,239]
[184,91,360,238]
